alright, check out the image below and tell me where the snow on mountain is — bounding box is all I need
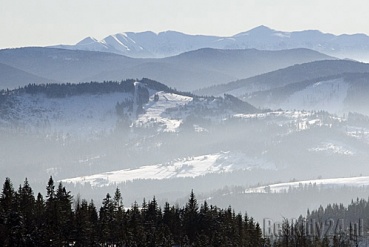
[76,37,100,46]
[245,176,369,194]
[346,126,369,144]
[0,89,197,137]
[308,141,356,156]
[3,79,369,196]
[196,60,369,98]
[233,110,323,131]
[241,72,369,115]
[136,91,193,132]
[279,78,350,113]
[56,37,111,53]
[61,151,275,187]
[103,33,147,55]
[0,91,132,138]
[51,26,369,61]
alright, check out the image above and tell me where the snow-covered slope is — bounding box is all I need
[195,60,369,98]
[136,91,192,132]
[61,151,275,187]
[0,79,260,137]
[246,176,369,194]
[0,88,196,137]
[245,72,369,115]
[51,26,369,61]
[3,79,369,192]
[0,92,132,137]
[278,78,350,113]
[309,141,356,156]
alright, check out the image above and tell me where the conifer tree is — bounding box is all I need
[0,177,272,246]
[55,182,73,243]
[99,193,114,244]
[19,178,35,245]
[0,178,14,213]
[183,190,199,244]
[112,188,125,244]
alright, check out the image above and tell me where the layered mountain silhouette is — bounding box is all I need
[52,26,369,61]
[196,60,369,114]
[0,47,332,91]
[196,60,369,96]
[0,62,57,89]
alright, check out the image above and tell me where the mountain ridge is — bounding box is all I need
[0,62,58,89]
[245,72,369,115]
[50,26,369,61]
[195,59,369,96]
[0,47,332,91]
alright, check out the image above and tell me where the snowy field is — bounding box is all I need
[245,176,369,194]
[61,151,275,187]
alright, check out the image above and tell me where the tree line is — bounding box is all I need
[0,177,266,246]
[270,196,369,247]
[0,78,196,99]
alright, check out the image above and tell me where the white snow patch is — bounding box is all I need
[309,142,355,156]
[246,176,369,193]
[273,32,291,38]
[346,126,369,143]
[136,91,193,132]
[111,34,130,50]
[61,151,275,187]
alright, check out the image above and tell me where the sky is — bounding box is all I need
[1,0,369,49]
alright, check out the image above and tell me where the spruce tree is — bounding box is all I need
[183,190,199,244]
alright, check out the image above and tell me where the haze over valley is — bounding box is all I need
[2,19,369,245]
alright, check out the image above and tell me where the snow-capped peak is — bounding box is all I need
[50,26,369,61]
[76,36,99,45]
[234,25,275,37]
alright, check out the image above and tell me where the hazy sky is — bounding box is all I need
[1,0,369,49]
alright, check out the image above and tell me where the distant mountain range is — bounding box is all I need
[0,47,332,91]
[2,26,369,113]
[51,26,369,61]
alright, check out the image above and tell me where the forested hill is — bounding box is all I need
[0,78,193,98]
[0,177,266,246]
